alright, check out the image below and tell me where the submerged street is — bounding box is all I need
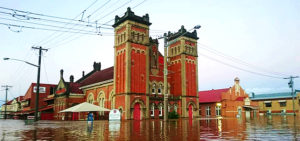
[1,115,299,140]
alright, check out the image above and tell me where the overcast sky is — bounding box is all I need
[0,0,299,104]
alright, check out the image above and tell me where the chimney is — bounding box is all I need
[82,71,85,77]
[60,69,64,78]
[93,62,101,71]
[252,92,255,98]
[70,75,74,83]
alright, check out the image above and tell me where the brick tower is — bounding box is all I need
[168,26,199,118]
[112,7,151,120]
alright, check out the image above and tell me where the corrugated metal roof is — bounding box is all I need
[199,88,230,103]
[250,92,293,100]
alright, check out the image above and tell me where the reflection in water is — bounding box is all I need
[0,115,299,140]
[87,123,93,136]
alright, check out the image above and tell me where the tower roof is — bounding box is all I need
[168,25,199,41]
[113,7,151,28]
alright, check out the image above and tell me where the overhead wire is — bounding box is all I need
[45,0,136,49]
[198,43,290,77]
[0,22,98,35]
[34,0,102,46]
[198,52,284,79]
[0,16,106,33]
[39,0,114,48]
[46,0,150,49]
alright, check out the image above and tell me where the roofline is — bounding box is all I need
[250,96,293,101]
[80,79,113,89]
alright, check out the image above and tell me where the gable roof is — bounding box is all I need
[80,66,114,87]
[17,96,24,102]
[4,100,13,105]
[235,96,246,101]
[68,82,83,94]
[250,92,293,100]
[199,88,230,103]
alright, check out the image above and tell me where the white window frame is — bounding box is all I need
[216,106,221,116]
[206,106,211,116]
[151,104,155,117]
[159,105,163,116]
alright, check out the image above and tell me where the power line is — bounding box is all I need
[0,22,98,35]
[44,0,135,49]
[34,0,105,46]
[198,53,284,79]
[198,43,290,77]
[0,5,108,26]
[0,17,107,33]
[37,0,115,47]
[46,0,147,49]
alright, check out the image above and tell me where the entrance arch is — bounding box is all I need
[133,103,141,120]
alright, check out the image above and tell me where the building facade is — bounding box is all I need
[250,92,300,115]
[52,69,85,120]
[199,78,257,118]
[79,8,199,120]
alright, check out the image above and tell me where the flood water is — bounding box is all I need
[0,115,299,140]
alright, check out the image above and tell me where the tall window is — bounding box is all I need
[151,104,155,117]
[199,106,201,115]
[87,94,94,104]
[206,106,211,116]
[216,106,221,116]
[159,105,163,117]
[174,105,177,113]
[152,84,156,94]
[158,84,162,94]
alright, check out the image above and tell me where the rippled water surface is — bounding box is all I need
[0,115,299,140]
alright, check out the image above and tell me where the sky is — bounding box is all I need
[0,0,299,105]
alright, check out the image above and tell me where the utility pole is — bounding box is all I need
[1,85,12,119]
[32,46,48,121]
[163,33,168,121]
[284,76,299,116]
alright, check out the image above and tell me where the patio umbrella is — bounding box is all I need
[59,102,110,113]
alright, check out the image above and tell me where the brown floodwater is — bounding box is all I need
[0,115,300,140]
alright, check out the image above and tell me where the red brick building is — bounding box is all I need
[52,69,86,120]
[80,8,200,120]
[18,83,56,119]
[199,78,257,118]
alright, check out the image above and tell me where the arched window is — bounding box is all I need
[98,92,105,115]
[131,32,135,40]
[142,34,144,42]
[87,93,94,104]
[158,84,162,94]
[174,104,178,113]
[151,103,155,117]
[159,104,163,117]
[152,83,156,94]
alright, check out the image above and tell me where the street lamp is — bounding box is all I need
[160,25,201,121]
[3,57,41,121]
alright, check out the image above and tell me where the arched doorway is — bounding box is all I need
[189,104,193,119]
[133,103,141,120]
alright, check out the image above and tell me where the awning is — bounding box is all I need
[59,102,110,113]
[264,101,271,103]
[243,105,258,110]
[278,100,286,102]
[39,105,53,112]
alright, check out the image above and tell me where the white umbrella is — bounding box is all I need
[59,102,110,113]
